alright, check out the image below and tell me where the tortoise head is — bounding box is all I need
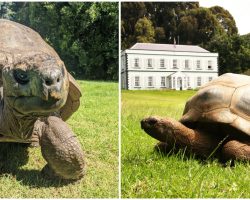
[2,53,69,115]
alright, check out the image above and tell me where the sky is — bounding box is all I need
[199,0,250,35]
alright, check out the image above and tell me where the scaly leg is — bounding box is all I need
[40,116,85,180]
[222,140,250,161]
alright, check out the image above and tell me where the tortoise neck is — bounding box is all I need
[0,102,38,140]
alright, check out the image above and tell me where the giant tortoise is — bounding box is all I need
[0,19,84,180]
[141,73,250,162]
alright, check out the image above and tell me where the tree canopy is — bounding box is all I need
[1,2,118,80]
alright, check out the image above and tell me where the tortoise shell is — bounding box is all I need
[180,73,250,136]
[0,19,81,120]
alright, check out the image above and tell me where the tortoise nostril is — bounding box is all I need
[43,69,62,86]
[148,118,158,126]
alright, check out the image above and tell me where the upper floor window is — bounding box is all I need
[134,76,140,87]
[196,60,201,69]
[208,60,213,70]
[161,77,166,87]
[185,60,189,69]
[173,59,178,69]
[148,76,153,87]
[134,58,139,68]
[197,77,201,86]
[147,59,153,68]
[160,59,165,68]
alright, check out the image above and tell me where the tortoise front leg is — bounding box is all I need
[40,116,85,180]
[141,116,222,158]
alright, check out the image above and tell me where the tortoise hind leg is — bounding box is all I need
[222,140,250,162]
[141,116,222,158]
[40,116,85,180]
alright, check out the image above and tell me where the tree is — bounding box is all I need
[155,27,166,43]
[121,2,147,49]
[181,8,224,46]
[208,35,250,74]
[209,6,238,35]
[134,17,155,43]
[177,15,198,44]
[0,2,13,19]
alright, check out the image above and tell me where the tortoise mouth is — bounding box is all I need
[6,95,67,115]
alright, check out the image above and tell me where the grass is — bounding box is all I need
[121,89,250,198]
[0,80,118,198]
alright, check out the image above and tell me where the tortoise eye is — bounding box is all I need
[13,69,29,84]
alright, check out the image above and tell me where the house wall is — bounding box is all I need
[121,49,218,90]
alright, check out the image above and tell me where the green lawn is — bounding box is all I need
[122,90,250,198]
[0,80,118,198]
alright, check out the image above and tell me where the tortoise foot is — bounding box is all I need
[41,164,58,179]
[222,140,250,162]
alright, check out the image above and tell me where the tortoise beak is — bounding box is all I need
[40,67,64,101]
[41,85,63,101]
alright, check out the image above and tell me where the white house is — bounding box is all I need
[121,43,219,90]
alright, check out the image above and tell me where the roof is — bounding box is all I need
[130,43,210,53]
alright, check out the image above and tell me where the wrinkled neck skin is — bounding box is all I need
[0,95,49,142]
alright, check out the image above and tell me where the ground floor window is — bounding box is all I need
[209,77,213,81]
[135,76,140,87]
[187,77,190,87]
[148,76,153,87]
[197,76,201,86]
[161,77,166,87]
[183,77,187,88]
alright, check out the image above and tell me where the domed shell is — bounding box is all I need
[180,73,250,136]
[0,19,81,120]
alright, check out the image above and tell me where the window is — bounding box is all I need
[173,59,177,68]
[161,77,166,87]
[147,59,152,68]
[160,59,165,68]
[134,58,139,68]
[183,77,187,88]
[197,77,201,86]
[187,77,190,87]
[173,77,176,88]
[196,60,201,69]
[135,76,140,87]
[148,76,153,87]
[209,77,213,81]
[208,60,212,70]
[185,60,189,69]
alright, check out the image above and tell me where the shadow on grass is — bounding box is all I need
[0,143,77,188]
